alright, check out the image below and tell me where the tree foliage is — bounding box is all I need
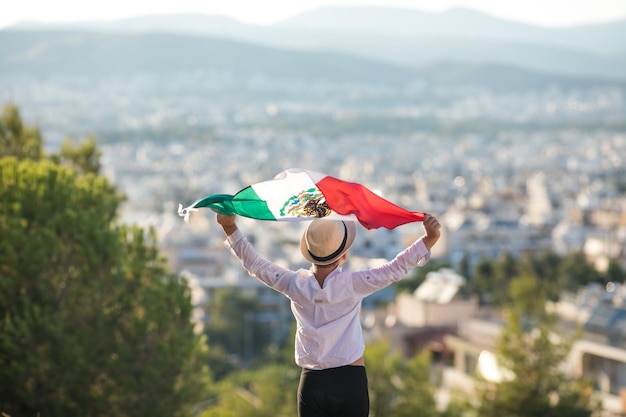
[0,103,43,161]
[1,102,103,176]
[475,274,594,417]
[365,339,439,417]
[469,249,617,306]
[559,251,602,291]
[604,258,625,285]
[49,136,102,175]
[0,106,210,416]
[204,287,275,370]
[198,364,299,417]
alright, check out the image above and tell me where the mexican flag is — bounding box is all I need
[178,168,425,229]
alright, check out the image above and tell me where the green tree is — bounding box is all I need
[0,157,210,413]
[457,252,473,297]
[365,339,438,417]
[475,274,594,417]
[519,250,562,300]
[602,258,625,285]
[492,252,518,304]
[1,102,103,176]
[49,136,102,175]
[0,103,43,160]
[199,364,299,417]
[204,287,273,367]
[473,257,496,305]
[559,251,600,291]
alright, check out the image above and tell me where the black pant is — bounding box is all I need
[298,365,369,417]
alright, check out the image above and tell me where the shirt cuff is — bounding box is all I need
[414,238,431,264]
[223,228,245,249]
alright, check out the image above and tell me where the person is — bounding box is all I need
[216,213,441,417]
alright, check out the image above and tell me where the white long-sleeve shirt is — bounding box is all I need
[224,229,431,370]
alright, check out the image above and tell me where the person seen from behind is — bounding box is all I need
[216,212,441,417]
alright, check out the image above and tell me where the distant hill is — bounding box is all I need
[8,13,260,39]
[0,31,415,83]
[271,7,626,55]
[5,6,626,80]
[274,7,545,40]
[413,61,623,92]
[266,7,626,80]
[254,33,626,81]
[1,30,623,94]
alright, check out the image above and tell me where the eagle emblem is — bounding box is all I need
[280,188,332,218]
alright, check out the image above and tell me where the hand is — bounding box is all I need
[216,213,237,235]
[421,214,441,250]
[216,213,236,227]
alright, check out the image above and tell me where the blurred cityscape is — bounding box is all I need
[2,7,626,413]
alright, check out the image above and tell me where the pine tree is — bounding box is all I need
[0,105,211,416]
[476,274,594,417]
[0,103,44,160]
[365,339,438,417]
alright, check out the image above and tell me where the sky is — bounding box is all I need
[2,0,626,29]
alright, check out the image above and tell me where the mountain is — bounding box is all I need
[9,7,626,54]
[273,7,546,41]
[248,32,626,81]
[6,7,626,81]
[1,30,622,94]
[264,7,626,80]
[0,31,415,83]
[413,61,623,92]
[271,7,626,55]
[9,13,262,39]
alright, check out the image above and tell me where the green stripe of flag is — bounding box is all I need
[191,187,276,220]
[229,186,276,220]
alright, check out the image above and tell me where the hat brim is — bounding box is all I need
[300,220,357,265]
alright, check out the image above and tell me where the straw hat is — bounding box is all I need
[300,220,356,265]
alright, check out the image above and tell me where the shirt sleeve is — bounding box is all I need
[351,238,431,296]
[223,229,294,294]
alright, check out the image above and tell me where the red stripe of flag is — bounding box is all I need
[317,175,425,230]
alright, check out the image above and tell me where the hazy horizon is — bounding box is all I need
[3,0,626,30]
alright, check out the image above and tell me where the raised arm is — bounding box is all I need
[217,213,295,294]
